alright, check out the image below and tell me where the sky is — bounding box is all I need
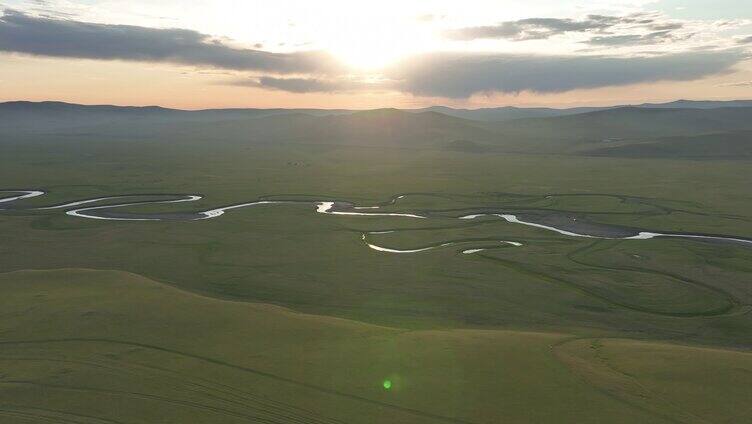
[0,0,750,109]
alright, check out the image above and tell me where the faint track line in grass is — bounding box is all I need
[475,252,736,318]
[0,405,126,424]
[0,354,345,424]
[549,337,714,424]
[565,240,743,315]
[0,339,477,424]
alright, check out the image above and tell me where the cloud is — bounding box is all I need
[231,50,744,98]
[0,9,344,74]
[231,50,743,98]
[416,14,441,23]
[442,13,700,47]
[1,9,743,100]
[445,16,609,41]
[586,30,694,46]
[231,76,377,93]
[738,35,752,44]
[444,14,664,41]
[718,81,752,87]
[387,50,743,98]
[650,22,684,31]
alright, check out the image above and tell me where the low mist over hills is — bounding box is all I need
[2,100,751,158]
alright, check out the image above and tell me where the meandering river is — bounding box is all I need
[2,190,751,252]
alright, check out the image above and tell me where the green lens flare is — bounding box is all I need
[383,379,392,390]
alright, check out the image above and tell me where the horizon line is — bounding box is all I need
[3,98,752,112]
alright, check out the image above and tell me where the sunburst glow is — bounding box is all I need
[318,18,435,70]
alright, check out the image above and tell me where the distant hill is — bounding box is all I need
[4,99,751,132]
[584,131,752,159]
[0,101,181,133]
[0,102,498,148]
[410,100,752,122]
[635,100,752,109]
[0,101,353,134]
[489,106,752,150]
[3,100,752,158]
[412,105,607,122]
[128,108,500,147]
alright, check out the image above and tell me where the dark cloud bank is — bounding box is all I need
[238,76,372,93]
[444,13,695,47]
[444,14,682,42]
[445,15,621,41]
[0,10,745,98]
[387,51,742,98]
[0,9,341,74]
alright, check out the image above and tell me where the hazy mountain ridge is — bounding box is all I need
[2,100,752,158]
[0,101,354,133]
[584,130,752,159]
[635,99,752,109]
[409,100,752,122]
[496,106,752,139]
[4,98,752,125]
[412,105,607,122]
[83,108,501,147]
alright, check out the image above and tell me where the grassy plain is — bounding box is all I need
[1,136,751,422]
[1,269,751,423]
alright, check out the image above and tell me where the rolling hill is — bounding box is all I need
[486,106,752,153]
[1,268,750,423]
[584,131,752,159]
[413,105,608,122]
[3,100,752,158]
[0,101,353,134]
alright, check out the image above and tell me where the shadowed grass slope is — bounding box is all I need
[1,269,750,423]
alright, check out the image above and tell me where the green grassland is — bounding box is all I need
[1,135,751,422]
[1,269,750,424]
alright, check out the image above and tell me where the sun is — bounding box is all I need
[321,20,435,70]
[326,33,417,70]
[329,44,409,70]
